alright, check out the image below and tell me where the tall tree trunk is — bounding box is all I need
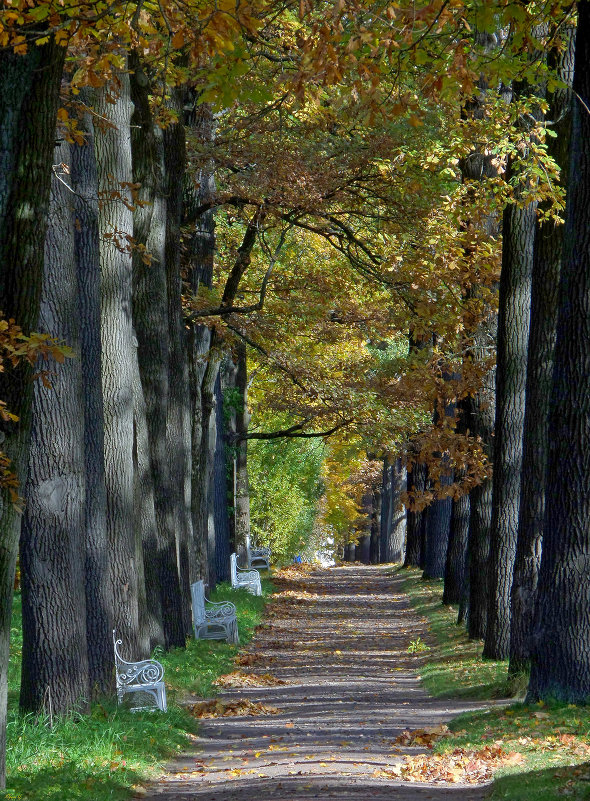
[423,469,453,579]
[465,310,497,639]
[201,350,223,589]
[19,139,89,715]
[379,462,392,561]
[0,39,65,788]
[484,138,537,660]
[444,404,470,605]
[130,55,184,649]
[185,101,216,587]
[71,101,114,697]
[404,460,427,567]
[214,371,231,582]
[443,489,470,605]
[131,331,163,652]
[370,490,381,564]
[459,33,502,643]
[389,458,407,563]
[234,340,252,563]
[528,5,590,702]
[357,534,371,564]
[94,65,140,655]
[164,105,194,635]
[189,325,211,583]
[510,24,575,675]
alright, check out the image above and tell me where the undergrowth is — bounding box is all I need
[4,578,271,801]
[401,566,590,800]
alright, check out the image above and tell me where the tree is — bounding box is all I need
[528,0,590,703]
[484,90,539,660]
[94,66,142,655]
[0,36,66,788]
[510,18,576,675]
[71,101,114,697]
[380,459,407,563]
[130,55,184,649]
[19,141,90,716]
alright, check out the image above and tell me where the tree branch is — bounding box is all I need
[236,418,353,441]
[190,225,289,318]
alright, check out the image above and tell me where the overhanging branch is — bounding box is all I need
[236,418,353,441]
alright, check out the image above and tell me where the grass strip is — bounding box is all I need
[400,566,512,700]
[400,566,590,800]
[4,578,272,801]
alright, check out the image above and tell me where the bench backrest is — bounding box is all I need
[230,552,238,584]
[251,547,271,558]
[112,629,164,688]
[191,580,206,625]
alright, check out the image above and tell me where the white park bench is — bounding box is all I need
[249,546,271,571]
[191,580,239,644]
[230,552,262,595]
[112,629,167,712]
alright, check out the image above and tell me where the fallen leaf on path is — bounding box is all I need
[394,725,450,748]
[187,699,279,718]
[213,671,287,688]
[381,744,525,784]
[234,653,260,666]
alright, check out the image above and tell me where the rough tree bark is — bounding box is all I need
[370,490,381,564]
[379,462,392,561]
[379,460,407,564]
[164,100,194,634]
[213,372,231,583]
[131,329,162,653]
[0,38,66,788]
[234,340,252,563]
[444,404,470,606]
[443,489,470,606]
[459,31,503,643]
[94,65,141,655]
[71,101,114,697]
[389,458,407,563]
[466,361,495,640]
[484,100,537,660]
[19,140,90,715]
[510,23,575,675]
[185,101,216,587]
[528,4,590,702]
[404,460,427,567]
[423,467,453,580]
[130,55,184,649]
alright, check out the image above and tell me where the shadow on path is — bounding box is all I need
[143,565,492,800]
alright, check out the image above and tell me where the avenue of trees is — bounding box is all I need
[0,0,589,789]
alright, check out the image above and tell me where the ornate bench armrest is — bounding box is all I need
[237,568,260,581]
[205,600,237,618]
[117,658,165,687]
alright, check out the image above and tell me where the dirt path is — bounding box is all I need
[142,565,491,800]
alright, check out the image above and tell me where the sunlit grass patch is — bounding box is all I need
[444,701,590,800]
[399,566,590,800]
[400,566,510,699]
[5,578,272,801]
[160,579,272,699]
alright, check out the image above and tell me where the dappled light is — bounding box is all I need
[142,566,492,800]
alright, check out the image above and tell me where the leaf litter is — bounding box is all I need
[187,698,280,718]
[213,670,287,688]
[375,744,525,784]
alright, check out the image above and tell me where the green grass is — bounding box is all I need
[160,581,270,700]
[3,578,272,801]
[400,566,513,699]
[401,566,590,801]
